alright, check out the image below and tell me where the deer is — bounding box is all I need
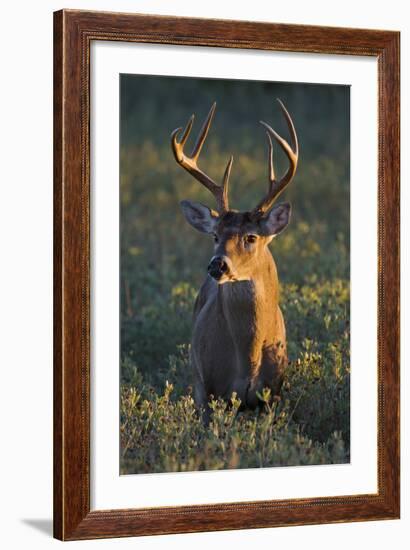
[171,99,299,419]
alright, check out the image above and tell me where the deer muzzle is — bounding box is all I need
[207,255,231,281]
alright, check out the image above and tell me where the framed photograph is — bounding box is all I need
[54,9,400,540]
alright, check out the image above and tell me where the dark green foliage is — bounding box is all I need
[120,75,350,474]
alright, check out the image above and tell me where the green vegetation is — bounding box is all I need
[120,75,350,474]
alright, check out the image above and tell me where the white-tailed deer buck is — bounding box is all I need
[171,99,298,416]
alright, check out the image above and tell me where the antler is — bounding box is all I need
[171,103,233,213]
[252,99,299,218]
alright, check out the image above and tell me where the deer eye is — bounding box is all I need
[245,234,257,244]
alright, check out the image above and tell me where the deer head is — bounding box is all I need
[171,99,299,284]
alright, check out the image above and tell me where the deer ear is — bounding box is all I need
[259,202,291,238]
[180,200,219,234]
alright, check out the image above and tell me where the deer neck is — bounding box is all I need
[218,249,278,308]
[216,249,279,372]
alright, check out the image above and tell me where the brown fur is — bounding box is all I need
[189,211,287,414]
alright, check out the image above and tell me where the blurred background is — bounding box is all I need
[120,75,350,473]
[120,74,349,382]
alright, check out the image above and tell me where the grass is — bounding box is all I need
[120,277,350,474]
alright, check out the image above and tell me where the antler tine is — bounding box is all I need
[266,131,275,182]
[171,103,232,213]
[222,155,233,210]
[276,98,299,154]
[180,115,194,147]
[252,99,299,218]
[191,102,216,160]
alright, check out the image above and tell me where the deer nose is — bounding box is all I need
[208,256,229,280]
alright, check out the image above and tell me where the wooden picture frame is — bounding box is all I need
[53,9,400,540]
